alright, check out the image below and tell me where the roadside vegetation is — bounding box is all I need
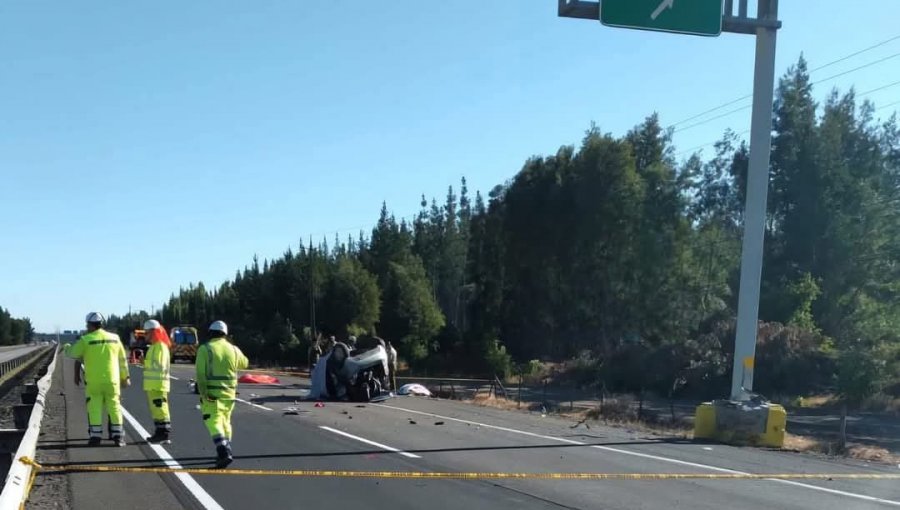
[0,306,34,345]
[111,57,900,419]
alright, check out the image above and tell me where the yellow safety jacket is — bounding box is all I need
[143,342,171,392]
[65,329,128,385]
[195,338,248,400]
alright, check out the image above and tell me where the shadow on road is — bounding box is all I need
[36,438,692,469]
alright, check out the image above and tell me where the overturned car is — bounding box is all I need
[310,337,397,402]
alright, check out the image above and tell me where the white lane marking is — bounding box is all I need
[374,404,900,507]
[235,397,273,411]
[121,407,225,510]
[319,425,421,459]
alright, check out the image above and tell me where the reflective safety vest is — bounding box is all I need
[195,338,248,400]
[143,342,171,392]
[65,329,128,385]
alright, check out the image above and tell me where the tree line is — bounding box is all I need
[0,307,34,345]
[117,57,899,401]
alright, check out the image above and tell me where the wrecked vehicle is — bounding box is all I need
[310,337,397,402]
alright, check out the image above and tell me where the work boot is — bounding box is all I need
[215,444,233,469]
[113,435,126,447]
[146,429,171,445]
[87,437,102,447]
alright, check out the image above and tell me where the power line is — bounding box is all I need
[675,129,750,157]
[669,35,900,129]
[860,79,900,97]
[811,52,900,88]
[672,62,900,139]
[670,95,752,128]
[810,35,900,73]
[876,99,900,112]
[676,105,751,134]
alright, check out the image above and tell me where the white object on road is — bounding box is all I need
[235,397,273,411]
[398,383,431,397]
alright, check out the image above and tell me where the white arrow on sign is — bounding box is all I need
[651,0,675,20]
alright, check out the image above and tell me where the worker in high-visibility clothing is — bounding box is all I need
[65,312,130,447]
[196,320,248,468]
[142,320,173,444]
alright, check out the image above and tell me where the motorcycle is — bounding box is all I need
[310,338,396,402]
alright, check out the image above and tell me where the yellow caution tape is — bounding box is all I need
[19,458,900,480]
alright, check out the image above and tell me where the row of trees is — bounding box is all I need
[126,57,898,399]
[0,307,34,345]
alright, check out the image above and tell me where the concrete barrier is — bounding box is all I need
[0,346,59,509]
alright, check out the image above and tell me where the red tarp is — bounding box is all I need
[238,374,281,384]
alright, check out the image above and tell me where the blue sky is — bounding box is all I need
[2,1,899,332]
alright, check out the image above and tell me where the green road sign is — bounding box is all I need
[600,0,723,37]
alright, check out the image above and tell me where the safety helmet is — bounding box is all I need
[209,320,228,335]
[85,312,105,325]
[143,319,161,330]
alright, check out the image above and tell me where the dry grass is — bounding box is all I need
[464,394,691,438]
[782,433,900,464]
[468,394,536,412]
[861,394,900,413]
[782,433,824,452]
[795,394,836,408]
[846,444,899,463]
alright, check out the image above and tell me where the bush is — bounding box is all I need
[485,339,513,378]
[755,322,836,395]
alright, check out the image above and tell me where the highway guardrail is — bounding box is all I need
[0,345,59,510]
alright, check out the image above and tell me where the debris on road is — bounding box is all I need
[355,404,366,408]
[283,406,309,415]
[408,419,417,425]
[570,418,591,429]
[314,401,325,408]
[398,383,432,397]
[434,421,445,426]
[239,374,281,385]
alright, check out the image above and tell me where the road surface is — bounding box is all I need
[0,344,43,364]
[53,359,900,510]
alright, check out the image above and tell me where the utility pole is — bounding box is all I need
[309,236,317,341]
[558,0,782,401]
[728,0,779,400]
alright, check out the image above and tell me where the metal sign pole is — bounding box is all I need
[559,0,781,402]
[729,0,779,400]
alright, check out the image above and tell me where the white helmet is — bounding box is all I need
[85,312,105,325]
[143,319,161,330]
[209,320,228,335]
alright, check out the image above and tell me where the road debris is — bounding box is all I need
[239,374,281,385]
[314,402,325,408]
[434,421,445,426]
[570,418,591,429]
[408,419,417,425]
[398,384,432,397]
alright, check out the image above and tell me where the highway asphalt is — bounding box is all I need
[54,359,900,510]
[0,344,43,363]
